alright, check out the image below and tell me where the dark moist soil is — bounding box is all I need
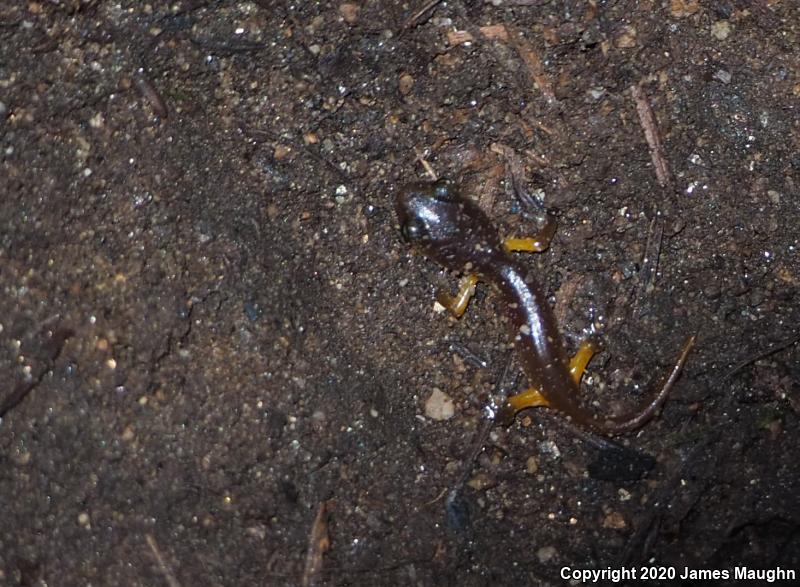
[1,1,798,586]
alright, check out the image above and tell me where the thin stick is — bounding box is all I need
[719,332,800,382]
[617,433,716,564]
[630,83,672,188]
[414,148,438,180]
[401,0,443,31]
[133,69,168,119]
[634,217,664,316]
[505,24,556,103]
[301,500,333,587]
[0,328,73,419]
[447,24,509,46]
[145,534,182,587]
[451,353,518,492]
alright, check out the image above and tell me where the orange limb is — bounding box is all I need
[505,339,597,413]
[436,274,478,318]
[503,216,557,253]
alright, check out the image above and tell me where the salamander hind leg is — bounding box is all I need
[499,339,598,425]
[569,338,598,384]
[505,387,550,414]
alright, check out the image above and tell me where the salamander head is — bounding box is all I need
[395,179,503,272]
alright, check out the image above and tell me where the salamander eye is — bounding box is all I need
[432,179,458,202]
[400,218,428,242]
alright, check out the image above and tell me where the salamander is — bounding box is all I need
[395,179,694,435]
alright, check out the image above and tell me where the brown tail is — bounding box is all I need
[595,335,696,435]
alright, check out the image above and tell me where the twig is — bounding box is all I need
[302,500,334,587]
[145,534,183,587]
[413,148,438,181]
[456,353,518,489]
[413,2,556,108]
[133,69,168,119]
[440,352,518,533]
[617,433,717,565]
[630,84,672,188]
[447,24,509,45]
[401,0,443,31]
[505,23,556,104]
[0,328,73,419]
[188,36,267,54]
[448,342,488,369]
[450,3,558,107]
[241,126,351,184]
[719,332,800,382]
[491,142,548,220]
[634,217,664,316]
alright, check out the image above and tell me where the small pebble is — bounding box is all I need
[536,545,557,563]
[466,472,492,491]
[424,388,455,420]
[711,20,731,41]
[399,73,414,96]
[339,3,359,24]
[121,425,135,442]
[538,440,561,459]
[12,450,31,466]
[603,511,627,529]
[615,26,637,48]
[587,87,606,101]
[713,69,732,84]
[669,0,700,18]
[243,301,262,322]
[273,144,292,161]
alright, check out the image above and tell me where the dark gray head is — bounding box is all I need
[395,179,503,273]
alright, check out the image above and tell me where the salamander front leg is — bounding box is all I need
[499,339,598,423]
[436,274,478,318]
[504,216,557,253]
[439,214,557,318]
